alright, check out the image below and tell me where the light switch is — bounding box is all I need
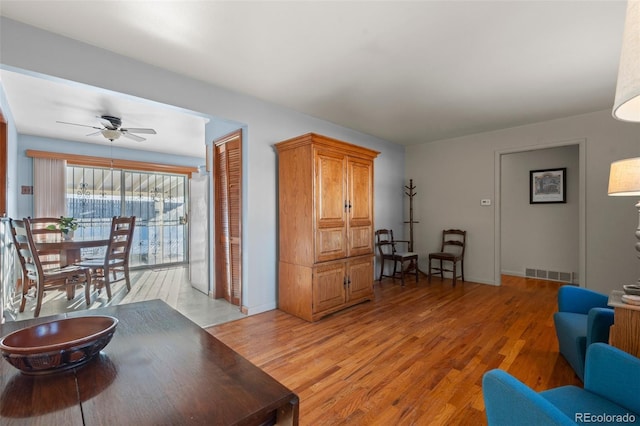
[480,199,491,206]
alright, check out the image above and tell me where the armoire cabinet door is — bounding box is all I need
[347,157,374,257]
[347,256,374,301]
[314,150,347,262]
[313,261,347,314]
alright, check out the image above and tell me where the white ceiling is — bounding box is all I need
[0,1,630,151]
[0,69,210,158]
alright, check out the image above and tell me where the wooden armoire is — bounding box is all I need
[275,133,379,321]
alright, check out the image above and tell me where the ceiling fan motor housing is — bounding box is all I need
[101,115,122,129]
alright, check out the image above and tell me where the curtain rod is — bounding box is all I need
[26,150,198,175]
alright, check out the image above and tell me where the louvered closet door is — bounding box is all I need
[214,131,242,306]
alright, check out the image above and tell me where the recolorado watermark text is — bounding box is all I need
[575,412,636,423]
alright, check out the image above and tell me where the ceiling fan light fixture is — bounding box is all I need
[101,129,121,141]
[613,0,640,122]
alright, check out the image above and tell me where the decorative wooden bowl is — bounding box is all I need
[0,316,118,375]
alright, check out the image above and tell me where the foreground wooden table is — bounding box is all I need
[0,300,299,425]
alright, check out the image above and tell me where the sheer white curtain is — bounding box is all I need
[33,158,66,217]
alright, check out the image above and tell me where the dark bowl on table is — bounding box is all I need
[0,316,118,375]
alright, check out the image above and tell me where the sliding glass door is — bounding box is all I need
[66,166,188,268]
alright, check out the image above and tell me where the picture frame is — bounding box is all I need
[530,168,566,204]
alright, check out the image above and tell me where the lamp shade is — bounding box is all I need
[608,157,640,196]
[613,0,640,122]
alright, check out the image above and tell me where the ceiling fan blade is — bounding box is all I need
[57,120,102,130]
[86,131,102,137]
[122,127,156,135]
[121,132,146,142]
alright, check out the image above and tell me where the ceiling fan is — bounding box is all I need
[57,115,157,142]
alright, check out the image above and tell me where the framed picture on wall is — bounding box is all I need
[530,168,566,204]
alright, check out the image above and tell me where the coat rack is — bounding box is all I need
[404,179,418,252]
[404,179,427,276]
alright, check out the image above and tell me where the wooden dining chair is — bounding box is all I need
[375,229,419,285]
[428,229,466,286]
[26,217,64,269]
[9,218,91,317]
[77,216,136,300]
[27,216,82,300]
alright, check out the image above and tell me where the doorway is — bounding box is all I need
[494,140,586,286]
[189,173,209,294]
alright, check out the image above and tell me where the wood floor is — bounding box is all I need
[9,266,245,327]
[207,275,582,425]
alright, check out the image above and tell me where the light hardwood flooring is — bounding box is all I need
[8,266,246,327]
[207,275,582,426]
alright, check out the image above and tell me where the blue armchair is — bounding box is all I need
[483,343,640,425]
[553,285,614,381]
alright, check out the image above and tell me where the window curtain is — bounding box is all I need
[33,158,66,217]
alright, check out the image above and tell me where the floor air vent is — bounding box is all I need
[559,272,572,282]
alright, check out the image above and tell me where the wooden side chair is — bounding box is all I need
[77,216,136,300]
[28,216,80,300]
[26,217,64,269]
[375,229,419,286]
[428,229,466,286]
[10,218,91,317]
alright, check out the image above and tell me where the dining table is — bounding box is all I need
[0,299,299,425]
[33,237,110,300]
[33,237,110,267]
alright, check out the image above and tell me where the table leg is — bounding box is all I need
[62,248,82,300]
[276,396,299,426]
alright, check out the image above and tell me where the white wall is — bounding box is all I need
[500,145,579,279]
[0,18,406,315]
[407,109,640,294]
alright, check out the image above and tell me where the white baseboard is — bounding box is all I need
[468,277,500,286]
[246,302,277,316]
[501,270,525,277]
